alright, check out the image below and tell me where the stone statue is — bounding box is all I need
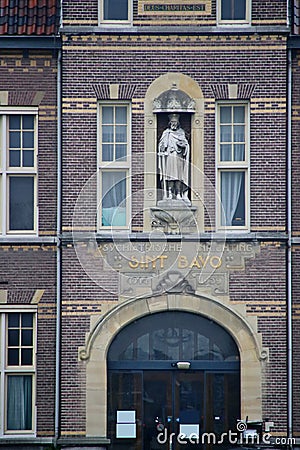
[158,113,190,205]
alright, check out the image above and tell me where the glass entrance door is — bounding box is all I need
[107,311,240,450]
[108,370,239,450]
[143,371,204,450]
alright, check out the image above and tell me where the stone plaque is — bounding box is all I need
[97,240,260,298]
[138,0,212,15]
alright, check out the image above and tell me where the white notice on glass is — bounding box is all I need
[117,410,136,423]
[179,424,200,438]
[116,423,136,438]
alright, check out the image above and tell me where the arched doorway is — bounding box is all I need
[107,311,240,450]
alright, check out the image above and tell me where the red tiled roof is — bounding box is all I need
[0,0,60,35]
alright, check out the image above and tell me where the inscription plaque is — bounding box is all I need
[138,0,211,16]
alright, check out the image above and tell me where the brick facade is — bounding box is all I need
[0,46,58,446]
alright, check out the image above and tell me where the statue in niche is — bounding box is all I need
[158,113,190,205]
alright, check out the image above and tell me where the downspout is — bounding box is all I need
[55,3,62,445]
[287,47,293,444]
[55,47,62,447]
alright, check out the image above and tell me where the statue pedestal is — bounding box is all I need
[151,200,197,234]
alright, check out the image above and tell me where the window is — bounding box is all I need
[98,104,130,229]
[218,0,249,24]
[100,0,131,23]
[217,103,249,229]
[0,312,36,434]
[0,110,37,235]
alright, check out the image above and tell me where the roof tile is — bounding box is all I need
[0,0,60,35]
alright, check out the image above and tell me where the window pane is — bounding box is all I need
[220,125,231,142]
[221,0,232,19]
[115,125,127,143]
[221,171,245,226]
[104,0,128,20]
[102,125,113,143]
[221,0,246,20]
[102,171,127,226]
[9,131,20,149]
[102,144,114,161]
[234,144,245,161]
[8,329,19,346]
[23,150,34,167]
[233,106,245,123]
[116,106,127,124]
[22,115,34,129]
[21,329,33,346]
[23,131,34,149]
[9,150,21,167]
[116,144,127,161]
[102,106,113,124]
[220,144,232,161]
[220,106,231,124]
[8,348,19,366]
[8,313,19,327]
[234,0,246,19]
[233,125,245,142]
[232,173,245,226]
[9,115,21,130]
[108,311,239,361]
[22,313,33,328]
[7,375,32,430]
[21,348,33,365]
[9,177,34,231]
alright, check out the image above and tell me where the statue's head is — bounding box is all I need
[168,113,180,130]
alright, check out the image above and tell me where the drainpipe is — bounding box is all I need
[55,46,62,447]
[55,3,63,446]
[287,47,293,444]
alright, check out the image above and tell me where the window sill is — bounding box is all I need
[217,21,250,27]
[0,435,42,442]
[0,235,57,244]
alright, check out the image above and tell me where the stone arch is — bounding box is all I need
[143,73,204,231]
[82,293,267,437]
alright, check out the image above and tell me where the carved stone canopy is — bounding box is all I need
[153,84,196,113]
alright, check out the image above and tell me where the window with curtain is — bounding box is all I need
[218,0,249,23]
[217,104,249,229]
[100,0,130,22]
[5,312,35,433]
[99,104,130,229]
[0,110,37,235]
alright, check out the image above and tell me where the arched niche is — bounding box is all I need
[143,73,204,232]
[81,293,268,437]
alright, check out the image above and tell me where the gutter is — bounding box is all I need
[287,47,293,444]
[54,47,62,447]
[0,35,61,49]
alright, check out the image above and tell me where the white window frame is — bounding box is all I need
[0,307,36,437]
[0,108,38,236]
[97,102,131,231]
[216,102,250,231]
[99,0,132,25]
[217,0,251,26]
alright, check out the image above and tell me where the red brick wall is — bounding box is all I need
[0,49,58,235]
[0,246,57,436]
[62,34,287,232]
[0,48,58,439]
[60,2,290,441]
[62,0,287,25]
[292,247,300,435]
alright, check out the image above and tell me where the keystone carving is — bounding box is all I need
[152,271,195,295]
